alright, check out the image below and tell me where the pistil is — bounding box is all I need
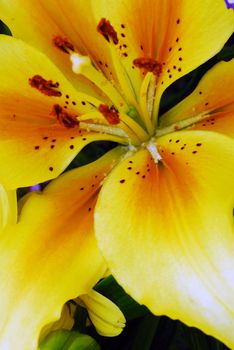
[70,52,128,112]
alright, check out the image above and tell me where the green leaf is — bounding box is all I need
[65,141,116,171]
[216,44,234,61]
[129,314,160,350]
[38,330,100,350]
[0,20,12,35]
[188,329,209,350]
[178,323,210,350]
[95,275,149,321]
[72,303,89,333]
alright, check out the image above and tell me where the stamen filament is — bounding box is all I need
[152,87,163,127]
[78,110,141,145]
[118,123,143,146]
[147,75,157,121]
[155,112,209,137]
[75,93,104,110]
[80,121,127,138]
[78,110,147,145]
[79,121,136,145]
[119,113,149,142]
[139,72,155,135]
[109,45,138,107]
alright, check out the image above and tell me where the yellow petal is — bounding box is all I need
[190,109,234,138]
[160,59,234,134]
[0,35,124,189]
[95,131,234,348]
[0,146,124,350]
[0,185,17,230]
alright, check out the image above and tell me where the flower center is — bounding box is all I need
[70,48,159,146]
[50,24,210,149]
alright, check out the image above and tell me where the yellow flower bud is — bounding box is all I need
[80,290,126,337]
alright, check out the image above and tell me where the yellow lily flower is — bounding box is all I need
[0,0,233,188]
[0,0,233,349]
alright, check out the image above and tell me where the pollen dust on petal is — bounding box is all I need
[133,57,162,76]
[51,104,80,129]
[98,104,120,125]
[53,35,75,54]
[97,18,119,45]
[29,75,62,97]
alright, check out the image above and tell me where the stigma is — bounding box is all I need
[70,52,92,74]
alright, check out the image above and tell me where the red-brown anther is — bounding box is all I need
[52,104,80,128]
[98,104,120,125]
[97,18,119,45]
[133,57,162,76]
[29,75,62,97]
[53,35,75,54]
